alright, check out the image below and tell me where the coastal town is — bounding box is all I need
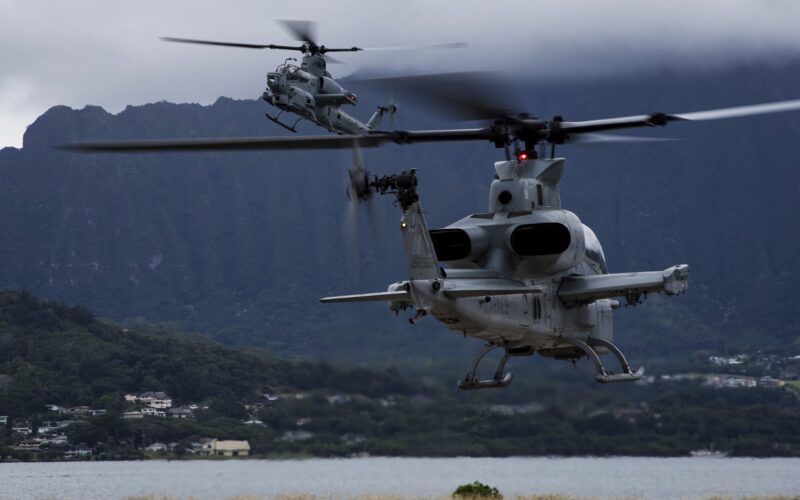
[1,391,253,459]
[2,351,798,461]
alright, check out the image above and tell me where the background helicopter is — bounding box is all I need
[162,20,465,134]
[60,78,800,387]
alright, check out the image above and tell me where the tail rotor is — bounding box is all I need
[344,141,385,288]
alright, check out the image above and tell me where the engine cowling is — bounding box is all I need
[429,227,490,264]
[505,211,585,275]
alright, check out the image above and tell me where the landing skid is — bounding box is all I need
[458,343,514,390]
[560,336,643,383]
[265,111,303,133]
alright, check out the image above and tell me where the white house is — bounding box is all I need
[148,397,172,409]
[212,440,251,457]
[145,442,169,452]
[139,392,173,409]
[191,437,217,455]
[140,407,166,417]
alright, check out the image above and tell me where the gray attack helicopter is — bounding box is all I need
[161,20,465,134]
[60,87,800,389]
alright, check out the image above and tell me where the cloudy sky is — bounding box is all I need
[1,0,800,148]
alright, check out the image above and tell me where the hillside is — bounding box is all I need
[0,290,412,414]
[1,62,800,361]
[1,290,799,460]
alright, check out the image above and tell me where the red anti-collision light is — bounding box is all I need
[517,152,528,161]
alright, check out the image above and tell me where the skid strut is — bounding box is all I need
[265,109,303,133]
[560,336,643,383]
[458,343,514,390]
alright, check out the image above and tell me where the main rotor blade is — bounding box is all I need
[277,19,318,45]
[60,135,389,153]
[556,114,680,136]
[557,98,800,137]
[59,129,497,153]
[319,47,362,54]
[352,71,516,121]
[359,42,468,51]
[673,99,800,121]
[568,133,679,144]
[160,37,303,51]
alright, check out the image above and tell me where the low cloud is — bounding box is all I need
[1,0,800,147]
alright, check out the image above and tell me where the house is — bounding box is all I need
[145,442,169,452]
[212,440,250,457]
[759,376,785,387]
[38,420,74,433]
[37,421,61,434]
[0,416,7,425]
[45,404,66,413]
[124,394,138,402]
[11,420,32,435]
[46,434,69,445]
[122,411,143,420]
[140,407,166,417]
[139,392,172,409]
[67,406,91,415]
[64,447,92,458]
[167,406,194,419]
[13,440,42,452]
[90,409,107,417]
[191,437,217,455]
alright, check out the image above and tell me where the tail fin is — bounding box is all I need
[366,104,397,130]
[401,201,441,280]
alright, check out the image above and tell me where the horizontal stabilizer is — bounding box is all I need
[320,290,410,304]
[443,279,540,299]
[558,264,689,306]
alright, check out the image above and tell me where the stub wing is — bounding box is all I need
[442,279,539,298]
[558,264,689,306]
[320,278,540,305]
[320,290,410,304]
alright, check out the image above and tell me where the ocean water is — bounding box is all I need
[0,456,798,499]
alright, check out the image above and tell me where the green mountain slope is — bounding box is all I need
[0,290,411,417]
[1,290,799,459]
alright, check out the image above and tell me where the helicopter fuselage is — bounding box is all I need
[413,210,614,353]
[263,54,386,134]
[322,159,689,387]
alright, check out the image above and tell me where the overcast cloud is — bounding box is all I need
[1,0,800,147]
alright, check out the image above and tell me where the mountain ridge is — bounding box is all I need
[2,62,800,359]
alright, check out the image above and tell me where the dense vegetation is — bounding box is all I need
[1,290,799,460]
